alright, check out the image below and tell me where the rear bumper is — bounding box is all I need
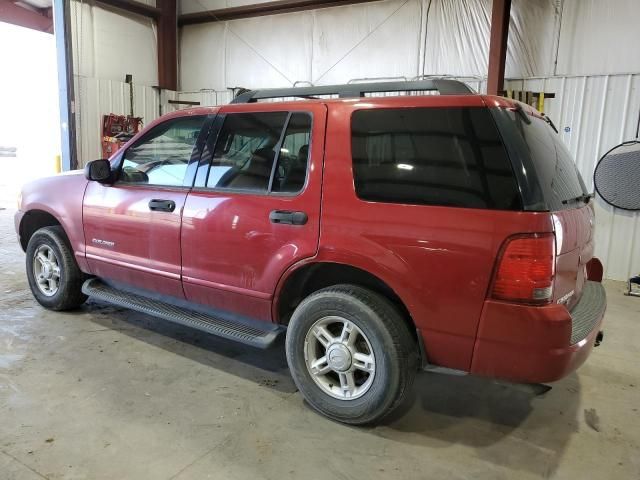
[470,280,606,383]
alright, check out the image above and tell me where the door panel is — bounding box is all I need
[181,104,327,321]
[83,185,188,297]
[83,114,209,298]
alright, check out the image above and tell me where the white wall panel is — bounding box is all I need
[507,0,557,77]
[180,22,226,91]
[226,13,313,88]
[91,7,158,85]
[311,1,421,85]
[71,0,158,86]
[178,0,565,91]
[422,0,491,77]
[556,0,640,76]
[506,74,640,281]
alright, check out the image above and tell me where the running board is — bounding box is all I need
[82,278,282,349]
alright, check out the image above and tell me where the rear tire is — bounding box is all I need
[25,226,88,311]
[285,284,417,425]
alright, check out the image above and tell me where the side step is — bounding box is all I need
[82,278,282,349]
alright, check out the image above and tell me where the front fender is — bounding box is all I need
[18,171,90,272]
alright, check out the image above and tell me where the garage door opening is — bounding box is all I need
[0,22,60,208]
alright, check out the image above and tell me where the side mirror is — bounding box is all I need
[84,159,113,183]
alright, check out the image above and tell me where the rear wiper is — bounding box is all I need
[562,193,594,205]
[542,113,559,134]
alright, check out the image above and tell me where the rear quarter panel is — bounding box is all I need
[552,203,595,309]
[319,97,555,370]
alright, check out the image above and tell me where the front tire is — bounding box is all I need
[285,284,417,425]
[25,226,88,311]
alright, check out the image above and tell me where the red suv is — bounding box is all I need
[15,80,606,424]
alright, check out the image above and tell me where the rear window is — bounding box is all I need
[507,112,588,210]
[351,107,522,210]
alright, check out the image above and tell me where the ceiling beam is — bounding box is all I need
[95,0,161,19]
[487,0,511,95]
[178,0,381,26]
[0,0,53,33]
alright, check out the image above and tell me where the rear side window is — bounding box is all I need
[207,112,288,191]
[507,112,588,210]
[351,107,521,210]
[206,111,312,194]
[272,113,312,193]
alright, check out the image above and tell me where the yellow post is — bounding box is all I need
[538,92,545,113]
[54,155,62,173]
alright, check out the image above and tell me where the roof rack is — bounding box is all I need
[230,79,474,104]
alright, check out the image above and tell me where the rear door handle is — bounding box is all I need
[148,199,176,212]
[269,210,308,225]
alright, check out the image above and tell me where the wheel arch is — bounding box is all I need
[274,261,417,341]
[19,209,65,251]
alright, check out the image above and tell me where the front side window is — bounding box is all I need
[206,111,312,194]
[119,116,206,186]
[351,107,522,210]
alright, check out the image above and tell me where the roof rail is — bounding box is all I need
[230,79,474,104]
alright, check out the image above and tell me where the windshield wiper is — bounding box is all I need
[562,193,594,205]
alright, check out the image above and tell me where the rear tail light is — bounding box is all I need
[491,234,555,305]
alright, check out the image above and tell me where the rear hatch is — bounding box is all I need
[489,101,594,309]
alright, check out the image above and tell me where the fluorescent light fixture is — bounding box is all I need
[397,163,414,171]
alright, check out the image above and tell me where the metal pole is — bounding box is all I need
[53,0,77,170]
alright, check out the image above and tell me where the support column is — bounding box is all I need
[487,0,511,95]
[53,0,77,170]
[157,0,178,91]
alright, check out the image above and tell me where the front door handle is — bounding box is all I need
[269,210,308,225]
[148,199,176,212]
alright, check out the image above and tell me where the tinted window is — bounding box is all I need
[120,116,205,186]
[351,107,521,210]
[272,113,312,193]
[207,112,288,191]
[507,112,588,210]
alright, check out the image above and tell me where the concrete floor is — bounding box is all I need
[1,206,639,480]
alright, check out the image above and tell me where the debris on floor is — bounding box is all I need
[584,408,601,432]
